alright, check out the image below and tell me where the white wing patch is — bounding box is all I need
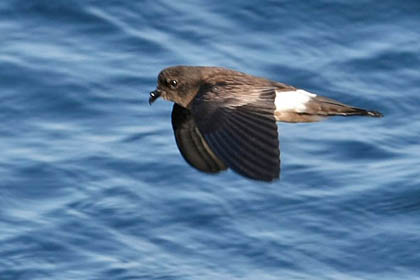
[274,89,317,113]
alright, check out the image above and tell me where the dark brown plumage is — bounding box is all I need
[149,66,383,181]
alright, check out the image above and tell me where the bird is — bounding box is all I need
[148,66,383,182]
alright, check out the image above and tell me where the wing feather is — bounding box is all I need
[191,84,280,181]
[171,103,227,173]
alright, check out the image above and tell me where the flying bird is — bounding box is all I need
[149,66,383,182]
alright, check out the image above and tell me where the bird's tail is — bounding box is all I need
[308,96,384,118]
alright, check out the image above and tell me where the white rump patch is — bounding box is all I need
[275,89,317,113]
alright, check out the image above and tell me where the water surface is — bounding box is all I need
[1,1,420,279]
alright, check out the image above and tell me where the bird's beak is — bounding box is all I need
[149,89,161,105]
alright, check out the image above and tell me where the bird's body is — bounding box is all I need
[149,66,383,182]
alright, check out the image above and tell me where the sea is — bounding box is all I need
[1,1,420,279]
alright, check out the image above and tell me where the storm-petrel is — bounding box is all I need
[149,66,383,182]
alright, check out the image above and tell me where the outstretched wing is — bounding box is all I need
[191,84,280,181]
[171,103,227,174]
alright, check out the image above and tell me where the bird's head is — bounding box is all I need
[149,66,202,108]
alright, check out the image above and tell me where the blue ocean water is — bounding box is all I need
[1,0,420,279]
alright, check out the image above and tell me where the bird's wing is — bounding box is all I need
[171,103,227,174]
[190,84,280,181]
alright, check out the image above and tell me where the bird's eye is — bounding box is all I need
[169,80,178,88]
